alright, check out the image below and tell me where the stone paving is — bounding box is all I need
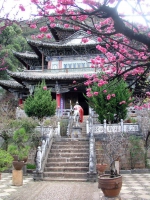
[0,173,150,200]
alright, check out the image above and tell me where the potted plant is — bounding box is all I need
[97,132,128,198]
[84,74,133,197]
[0,149,13,179]
[8,127,31,170]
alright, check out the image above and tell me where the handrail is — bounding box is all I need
[35,128,53,173]
[87,116,97,181]
[66,115,74,137]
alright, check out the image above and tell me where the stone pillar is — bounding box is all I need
[12,170,23,186]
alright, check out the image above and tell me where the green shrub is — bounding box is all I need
[85,77,132,123]
[0,149,13,172]
[26,163,36,169]
[60,118,69,136]
[24,80,56,120]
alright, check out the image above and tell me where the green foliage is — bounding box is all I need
[26,163,36,169]
[129,135,145,169]
[60,118,69,136]
[24,80,56,120]
[9,118,38,133]
[13,128,29,143]
[85,77,132,123]
[7,144,19,156]
[0,149,13,172]
[0,23,30,79]
[7,127,31,160]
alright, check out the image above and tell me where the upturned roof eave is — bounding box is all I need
[7,70,96,81]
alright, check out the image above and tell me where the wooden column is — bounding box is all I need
[56,94,61,108]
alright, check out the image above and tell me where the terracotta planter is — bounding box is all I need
[13,155,18,161]
[96,164,107,175]
[98,174,122,198]
[13,161,24,170]
[22,157,28,163]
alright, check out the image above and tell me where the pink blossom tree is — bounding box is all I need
[23,0,150,95]
[1,0,150,100]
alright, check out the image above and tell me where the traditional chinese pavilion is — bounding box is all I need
[0,28,102,115]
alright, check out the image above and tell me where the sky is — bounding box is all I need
[0,0,150,26]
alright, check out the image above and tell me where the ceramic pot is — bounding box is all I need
[13,161,24,170]
[98,174,122,198]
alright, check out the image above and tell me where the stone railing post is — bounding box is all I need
[121,119,124,133]
[57,121,60,136]
[86,120,89,135]
[36,146,42,172]
[104,119,107,133]
[87,134,97,182]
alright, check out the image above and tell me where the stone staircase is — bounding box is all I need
[43,138,89,181]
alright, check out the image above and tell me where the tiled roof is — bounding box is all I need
[0,80,24,88]
[13,51,38,59]
[27,30,98,47]
[7,70,96,80]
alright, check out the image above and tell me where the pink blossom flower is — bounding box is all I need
[36,34,45,39]
[107,94,111,100]
[86,92,93,97]
[31,0,39,3]
[119,101,126,105]
[94,92,99,96]
[82,38,89,43]
[103,90,107,93]
[111,94,116,97]
[40,26,48,32]
[86,88,91,92]
[97,37,102,42]
[31,35,36,39]
[87,31,91,34]
[43,86,47,90]
[46,34,51,39]
[19,4,25,11]
[74,88,77,91]
[64,24,70,28]
[48,17,55,22]
[30,24,37,29]
[73,80,76,84]
[50,23,56,28]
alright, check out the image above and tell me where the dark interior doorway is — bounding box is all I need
[78,92,89,115]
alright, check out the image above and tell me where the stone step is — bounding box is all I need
[43,171,87,179]
[43,177,87,182]
[49,152,89,157]
[47,157,89,162]
[44,166,88,172]
[50,149,89,153]
[51,145,89,149]
[46,162,89,167]
[52,141,89,145]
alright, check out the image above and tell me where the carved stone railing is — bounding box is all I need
[56,108,71,117]
[92,119,141,136]
[87,132,97,182]
[86,109,141,136]
[66,115,74,137]
[33,122,61,180]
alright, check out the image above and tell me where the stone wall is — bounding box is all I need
[95,139,146,170]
